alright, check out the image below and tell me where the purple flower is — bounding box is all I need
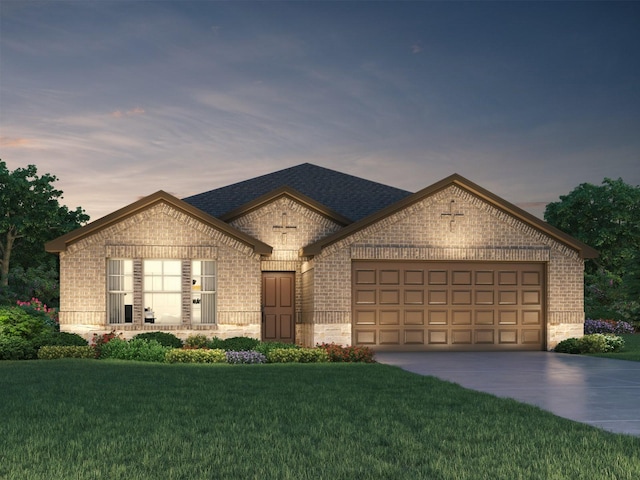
[225,350,267,364]
[584,318,634,335]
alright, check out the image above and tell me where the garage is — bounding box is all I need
[353,261,545,351]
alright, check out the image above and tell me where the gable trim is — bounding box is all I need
[218,186,353,226]
[301,174,599,259]
[45,190,273,255]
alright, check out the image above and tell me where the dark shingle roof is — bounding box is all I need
[182,163,413,222]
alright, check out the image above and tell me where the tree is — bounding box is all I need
[544,178,640,324]
[0,160,89,299]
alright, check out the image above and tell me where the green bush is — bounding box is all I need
[555,334,625,354]
[185,334,209,349]
[579,334,611,353]
[133,332,183,348]
[0,306,54,341]
[165,348,227,364]
[38,346,96,359]
[603,334,625,352]
[207,336,225,349]
[254,341,300,356]
[0,335,37,360]
[220,336,260,351]
[41,332,88,346]
[554,337,582,354]
[100,338,170,362]
[266,347,329,363]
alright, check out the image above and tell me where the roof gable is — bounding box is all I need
[219,186,352,226]
[182,163,412,222]
[302,174,599,259]
[45,191,272,255]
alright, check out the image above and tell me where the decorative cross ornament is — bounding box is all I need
[272,212,297,244]
[440,200,464,231]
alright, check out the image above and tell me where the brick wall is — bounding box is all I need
[311,186,585,349]
[58,188,586,350]
[58,203,262,340]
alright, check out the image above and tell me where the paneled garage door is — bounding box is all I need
[352,262,545,351]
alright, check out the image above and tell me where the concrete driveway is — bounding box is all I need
[376,351,640,437]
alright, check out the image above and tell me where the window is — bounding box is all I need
[107,258,217,325]
[143,260,182,324]
[192,260,216,324]
[107,259,133,323]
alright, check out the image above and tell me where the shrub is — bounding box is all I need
[220,336,260,351]
[603,334,625,352]
[554,334,625,354]
[207,336,225,350]
[0,306,54,341]
[266,347,329,363]
[584,318,635,335]
[317,343,376,363]
[100,338,170,362]
[554,337,582,354]
[165,348,227,364]
[38,346,96,359]
[254,341,300,356]
[16,298,58,330]
[41,332,88,346]
[134,332,183,348]
[91,330,121,358]
[578,334,612,353]
[0,335,37,360]
[184,334,209,349]
[226,350,267,364]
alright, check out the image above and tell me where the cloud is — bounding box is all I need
[110,107,146,118]
[411,43,422,54]
[0,136,34,148]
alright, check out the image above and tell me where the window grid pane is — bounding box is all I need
[143,260,182,324]
[107,260,133,324]
[192,261,216,324]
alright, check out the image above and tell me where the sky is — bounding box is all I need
[1,1,639,222]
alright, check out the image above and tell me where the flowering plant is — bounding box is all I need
[91,330,122,358]
[16,297,58,329]
[584,318,634,335]
[226,350,267,364]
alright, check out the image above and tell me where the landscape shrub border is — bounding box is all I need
[38,345,96,359]
[555,333,625,354]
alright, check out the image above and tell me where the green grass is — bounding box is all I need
[591,333,640,361]
[1,361,639,479]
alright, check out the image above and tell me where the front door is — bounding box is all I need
[262,272,295,343]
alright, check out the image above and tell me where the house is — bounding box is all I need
[45,164,597,351]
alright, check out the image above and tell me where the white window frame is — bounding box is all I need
[143,259,182,325]
[191,260,216,324]
[107,259,133,324]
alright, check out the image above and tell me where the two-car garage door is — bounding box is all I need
[352,262,545,351]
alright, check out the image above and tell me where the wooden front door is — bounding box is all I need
[262,272,295,343]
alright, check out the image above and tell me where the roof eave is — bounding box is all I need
[302,174,599,259]
[45,190,273,256]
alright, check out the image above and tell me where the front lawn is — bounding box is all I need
[591,333,640,361]
[1,360,639,479]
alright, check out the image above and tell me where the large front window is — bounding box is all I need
[143,260,182,324]
[107,258,217,325]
